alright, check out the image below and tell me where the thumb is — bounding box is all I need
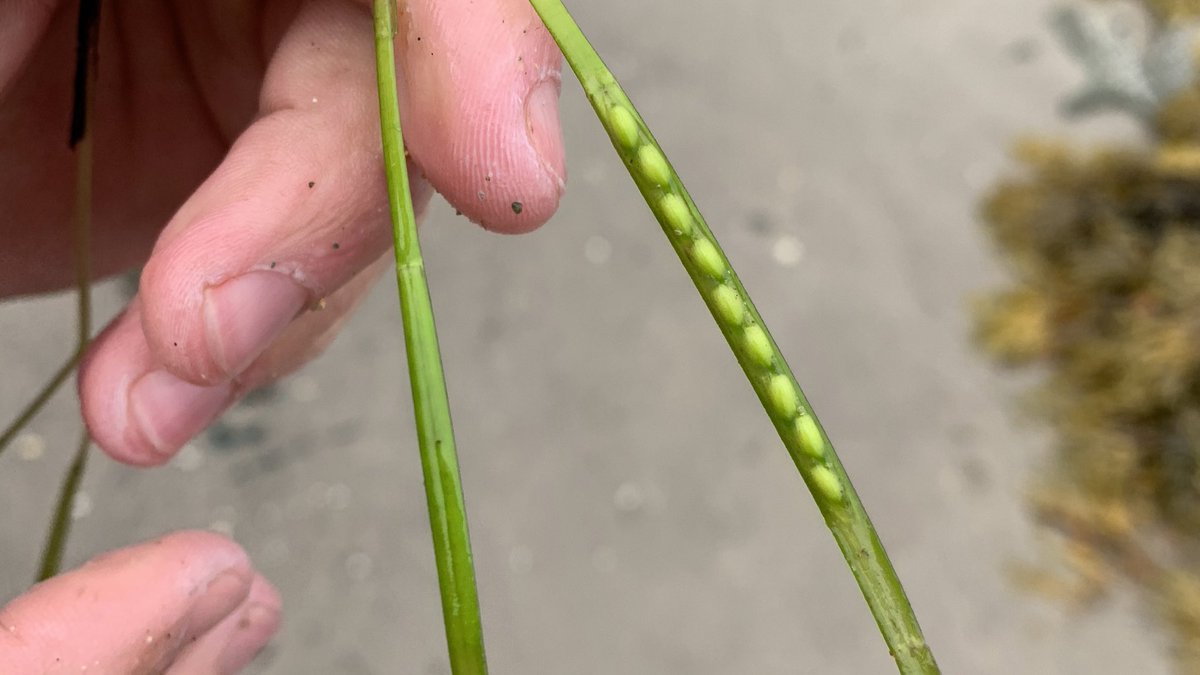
[397,0,567,234]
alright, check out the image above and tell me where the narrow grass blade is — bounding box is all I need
[69,0,100,344]
[527,2,939,672]
[372,2,488,673]
[2,0,100,460]
[36,431,90,581]
[33,0,101,580]
[0,350,83,458]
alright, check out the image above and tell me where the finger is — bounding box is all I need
[235,251,393,391]
[81,299,230,465]
[0,0,63,96]
[80,253,389,465]
[396,0,566,233]
[136,0,430,387]
[165,575,281,675]
[83,0,563,462]
[79,0,427,462]
[0,531,257,675]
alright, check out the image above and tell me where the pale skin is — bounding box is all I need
[0,0,566,671]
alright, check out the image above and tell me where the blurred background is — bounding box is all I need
[0,0,1179,672]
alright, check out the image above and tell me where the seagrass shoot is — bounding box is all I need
[0,0,939,673]
[527,0,939,672]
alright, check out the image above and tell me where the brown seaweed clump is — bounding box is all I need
[1143,0,1200,22]
[975,61,1200,671]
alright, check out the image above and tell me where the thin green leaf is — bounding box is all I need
[36,432,90,581]
[0,350,82,459]
[527,2,939,672]
[372,2,488,673]
[35,0,102,581]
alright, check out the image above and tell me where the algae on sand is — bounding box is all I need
[976,2,1200,669]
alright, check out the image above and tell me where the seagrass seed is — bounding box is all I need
[637,144,672,187]
[712,284,745,327]
[691,238,726,280]
[794,414,826,459]
[660,193,693,236]
[743,325,773,368]
[608,105,640,150]
[766,374,800,418]
[811,465,844,502]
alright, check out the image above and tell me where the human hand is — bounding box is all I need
[0,531,281,674]
[0,0,566,465]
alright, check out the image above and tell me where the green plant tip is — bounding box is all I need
[743,325,774,368]
[767,374,800,419]
[795,414,826,459]
[660,193,693,236]
[637,144,672,187]
[712,284,745,327]
[690,238,726,280]
[530,2,940,669]
[608,105,640,150]
[810,465,844,503]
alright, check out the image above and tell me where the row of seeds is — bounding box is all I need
[603,97,843,504]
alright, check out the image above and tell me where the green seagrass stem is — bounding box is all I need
[37,431,89,581]
[0,350,82,458]
[527,2,938,672]
[35,0,102,581]
[372,2,488,673]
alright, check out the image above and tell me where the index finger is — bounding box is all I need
[0,531,271,674]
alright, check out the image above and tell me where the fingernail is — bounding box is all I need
[203,271,308,377]
[525,79,566,191]
[219,603,282,673]
[189,568,253,634]
[129,370,232,458]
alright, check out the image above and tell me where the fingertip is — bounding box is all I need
[221,575,283,672]
[146,530,253,571]
[457,72,567,235]
[80,302,233,467]
[137,220,273,386]
[126,371,233,462]
[203,270,310,377]
[79,302,158,466]
[0,530,255,674]
[523,75,568,202]
[167,573,282,675]
[218,603,281,674]
[401,1,566,234]
[246,574,283,617]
